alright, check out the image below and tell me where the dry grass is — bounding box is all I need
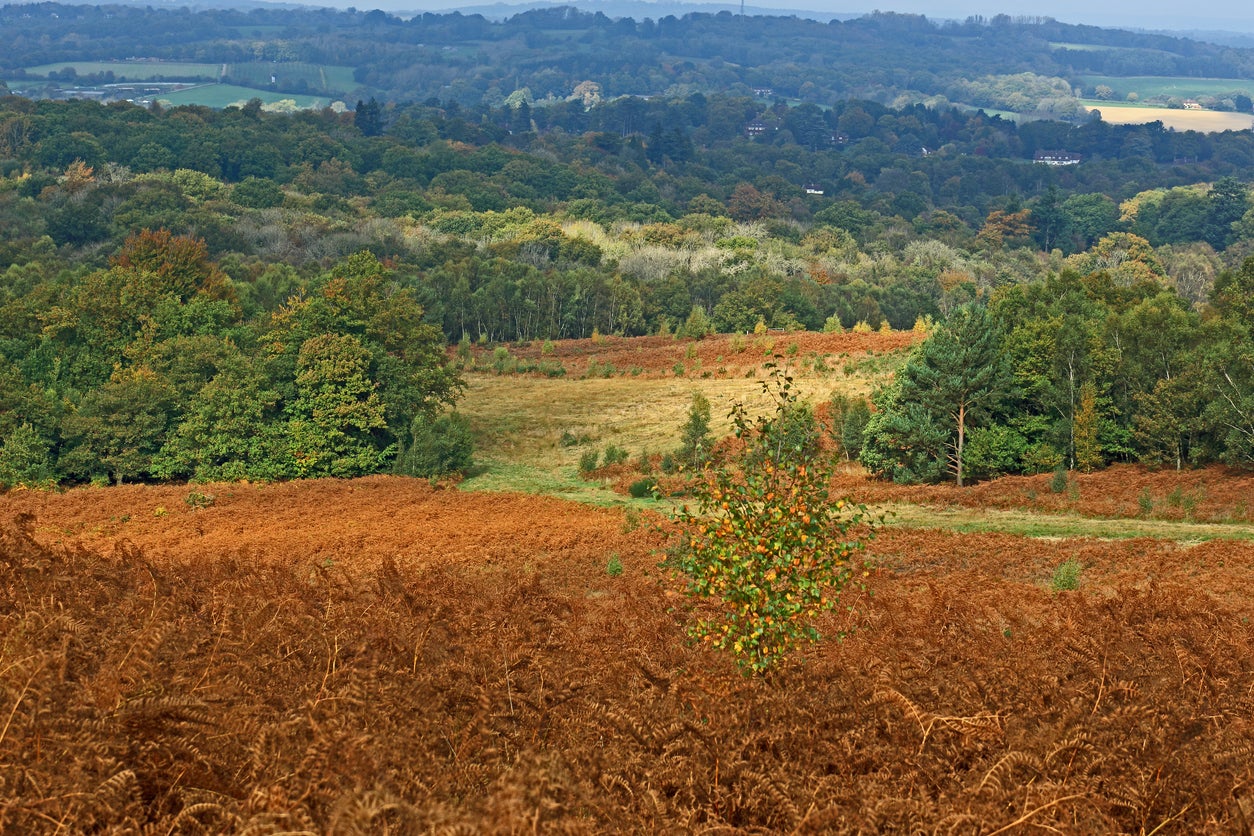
[2,483,1253,832]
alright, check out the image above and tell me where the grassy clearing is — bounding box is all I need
[879,502,1254,542]
[459,370,862,471]
[1050,42,1178,54]
[457,338,1254,544]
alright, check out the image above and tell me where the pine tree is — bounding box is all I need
[861,304,1011,486]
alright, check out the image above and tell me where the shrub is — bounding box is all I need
[578,449,600,474]
[393,412,475,478]
[185,489,216,510]
[1049,467,1069,494]
[629,477,656,498]
[602,444,629,466]
[606,553,624,576]
[666,367,875,673]
[1050,558,1083,592]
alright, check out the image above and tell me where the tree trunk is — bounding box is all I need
[955,401,965,488]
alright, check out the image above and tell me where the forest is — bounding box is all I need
[1,3,1254,487]
[5,3,1254,114]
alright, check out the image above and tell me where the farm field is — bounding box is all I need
[22,61,356,93]
[1084,102,1254,131]
[154,84,331,110]
[25,61,222,80]
[1080,74,1254,100]
[2,331,1253,831]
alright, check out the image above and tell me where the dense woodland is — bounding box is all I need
[2,5,1254,487]
[5,3,1254,114]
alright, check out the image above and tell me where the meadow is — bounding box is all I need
[154,84,331,110]
[2,331,1252,832]
[23,61,355,93]
[1080,74,1254,100]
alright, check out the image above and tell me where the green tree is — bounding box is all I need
[862,304,1011,485]
[677,392,714,468]
[61,367,177,485]
[393,411,475,478]
[285,333,392,478]
[0,422,56,489]
[154,356,288,482]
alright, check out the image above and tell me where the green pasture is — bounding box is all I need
[223,62,356,93]
[25,61,221,80]
[1050,42,1180,56]
[23,61,356,94]
[155,84,330,109]
[1081,75,1254,99]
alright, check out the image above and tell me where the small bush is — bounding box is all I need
[602,444,629,466]
[1049,467,1069,494]
[660,453,677,474]
[185,489,216,510]
[1050,558,1083,592]
[673,361,685,377]
[560,429,589,447]
[1138,487,1154,515]
[628,477,656,498]
[606,553,624,576]
[584,359,616,378]
[578,449,600,474]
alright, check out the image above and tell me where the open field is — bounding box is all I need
[22,61,355,93]
[1080,74,1254,100]
[458,331,915,470]
[3,331,1254,830]
[2,477,1253,831]
[155,84,331,110]
[1083,102,1254,131]
[25,61,222,80]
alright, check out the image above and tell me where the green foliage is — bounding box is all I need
[185,489,216,510]
[861,304,1011,485]
[602,444,629,466]
[1050,467,1070,494]
[285,333,391,478]
[1049,558,1083,592]
[628,477,656,498]
[0,423,57,489]
[667,368,873,673]
[606,553,624,576]
[578,449,600,474]
[393,411,475,478]
[677,392,714,469]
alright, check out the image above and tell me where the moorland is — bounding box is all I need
[2,1,1254,831]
